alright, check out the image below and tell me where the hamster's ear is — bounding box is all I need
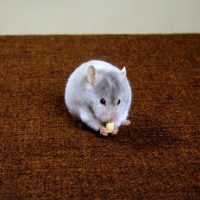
[120,66,127,81]
[87,65,96,84]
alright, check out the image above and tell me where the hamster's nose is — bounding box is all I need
[108,118,113,123]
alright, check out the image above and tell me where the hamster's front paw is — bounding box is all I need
[122,120,131,126]
[100,126,108,136]
[112,125,119,135]
[100,125,119,136]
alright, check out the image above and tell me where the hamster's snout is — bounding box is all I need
[100,111,118,123]
[107,118,114,123]
[100,112,112,121]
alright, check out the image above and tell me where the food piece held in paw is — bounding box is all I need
[106,122,114,133]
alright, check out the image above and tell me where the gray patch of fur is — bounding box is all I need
[94,70,122,105]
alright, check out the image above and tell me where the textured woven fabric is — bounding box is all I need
[1,35,200,199]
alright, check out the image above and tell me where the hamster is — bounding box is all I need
[65,60,132,136]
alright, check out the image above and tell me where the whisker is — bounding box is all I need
[128,113,142,119]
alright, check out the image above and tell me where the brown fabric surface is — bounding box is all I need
[0,34,200,199]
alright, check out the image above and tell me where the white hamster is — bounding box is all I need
[65,60,132,136]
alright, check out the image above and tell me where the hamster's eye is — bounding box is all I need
[100,98,106,105]
[117,99,121,105]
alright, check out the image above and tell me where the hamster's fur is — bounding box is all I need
[65,60,132,136]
